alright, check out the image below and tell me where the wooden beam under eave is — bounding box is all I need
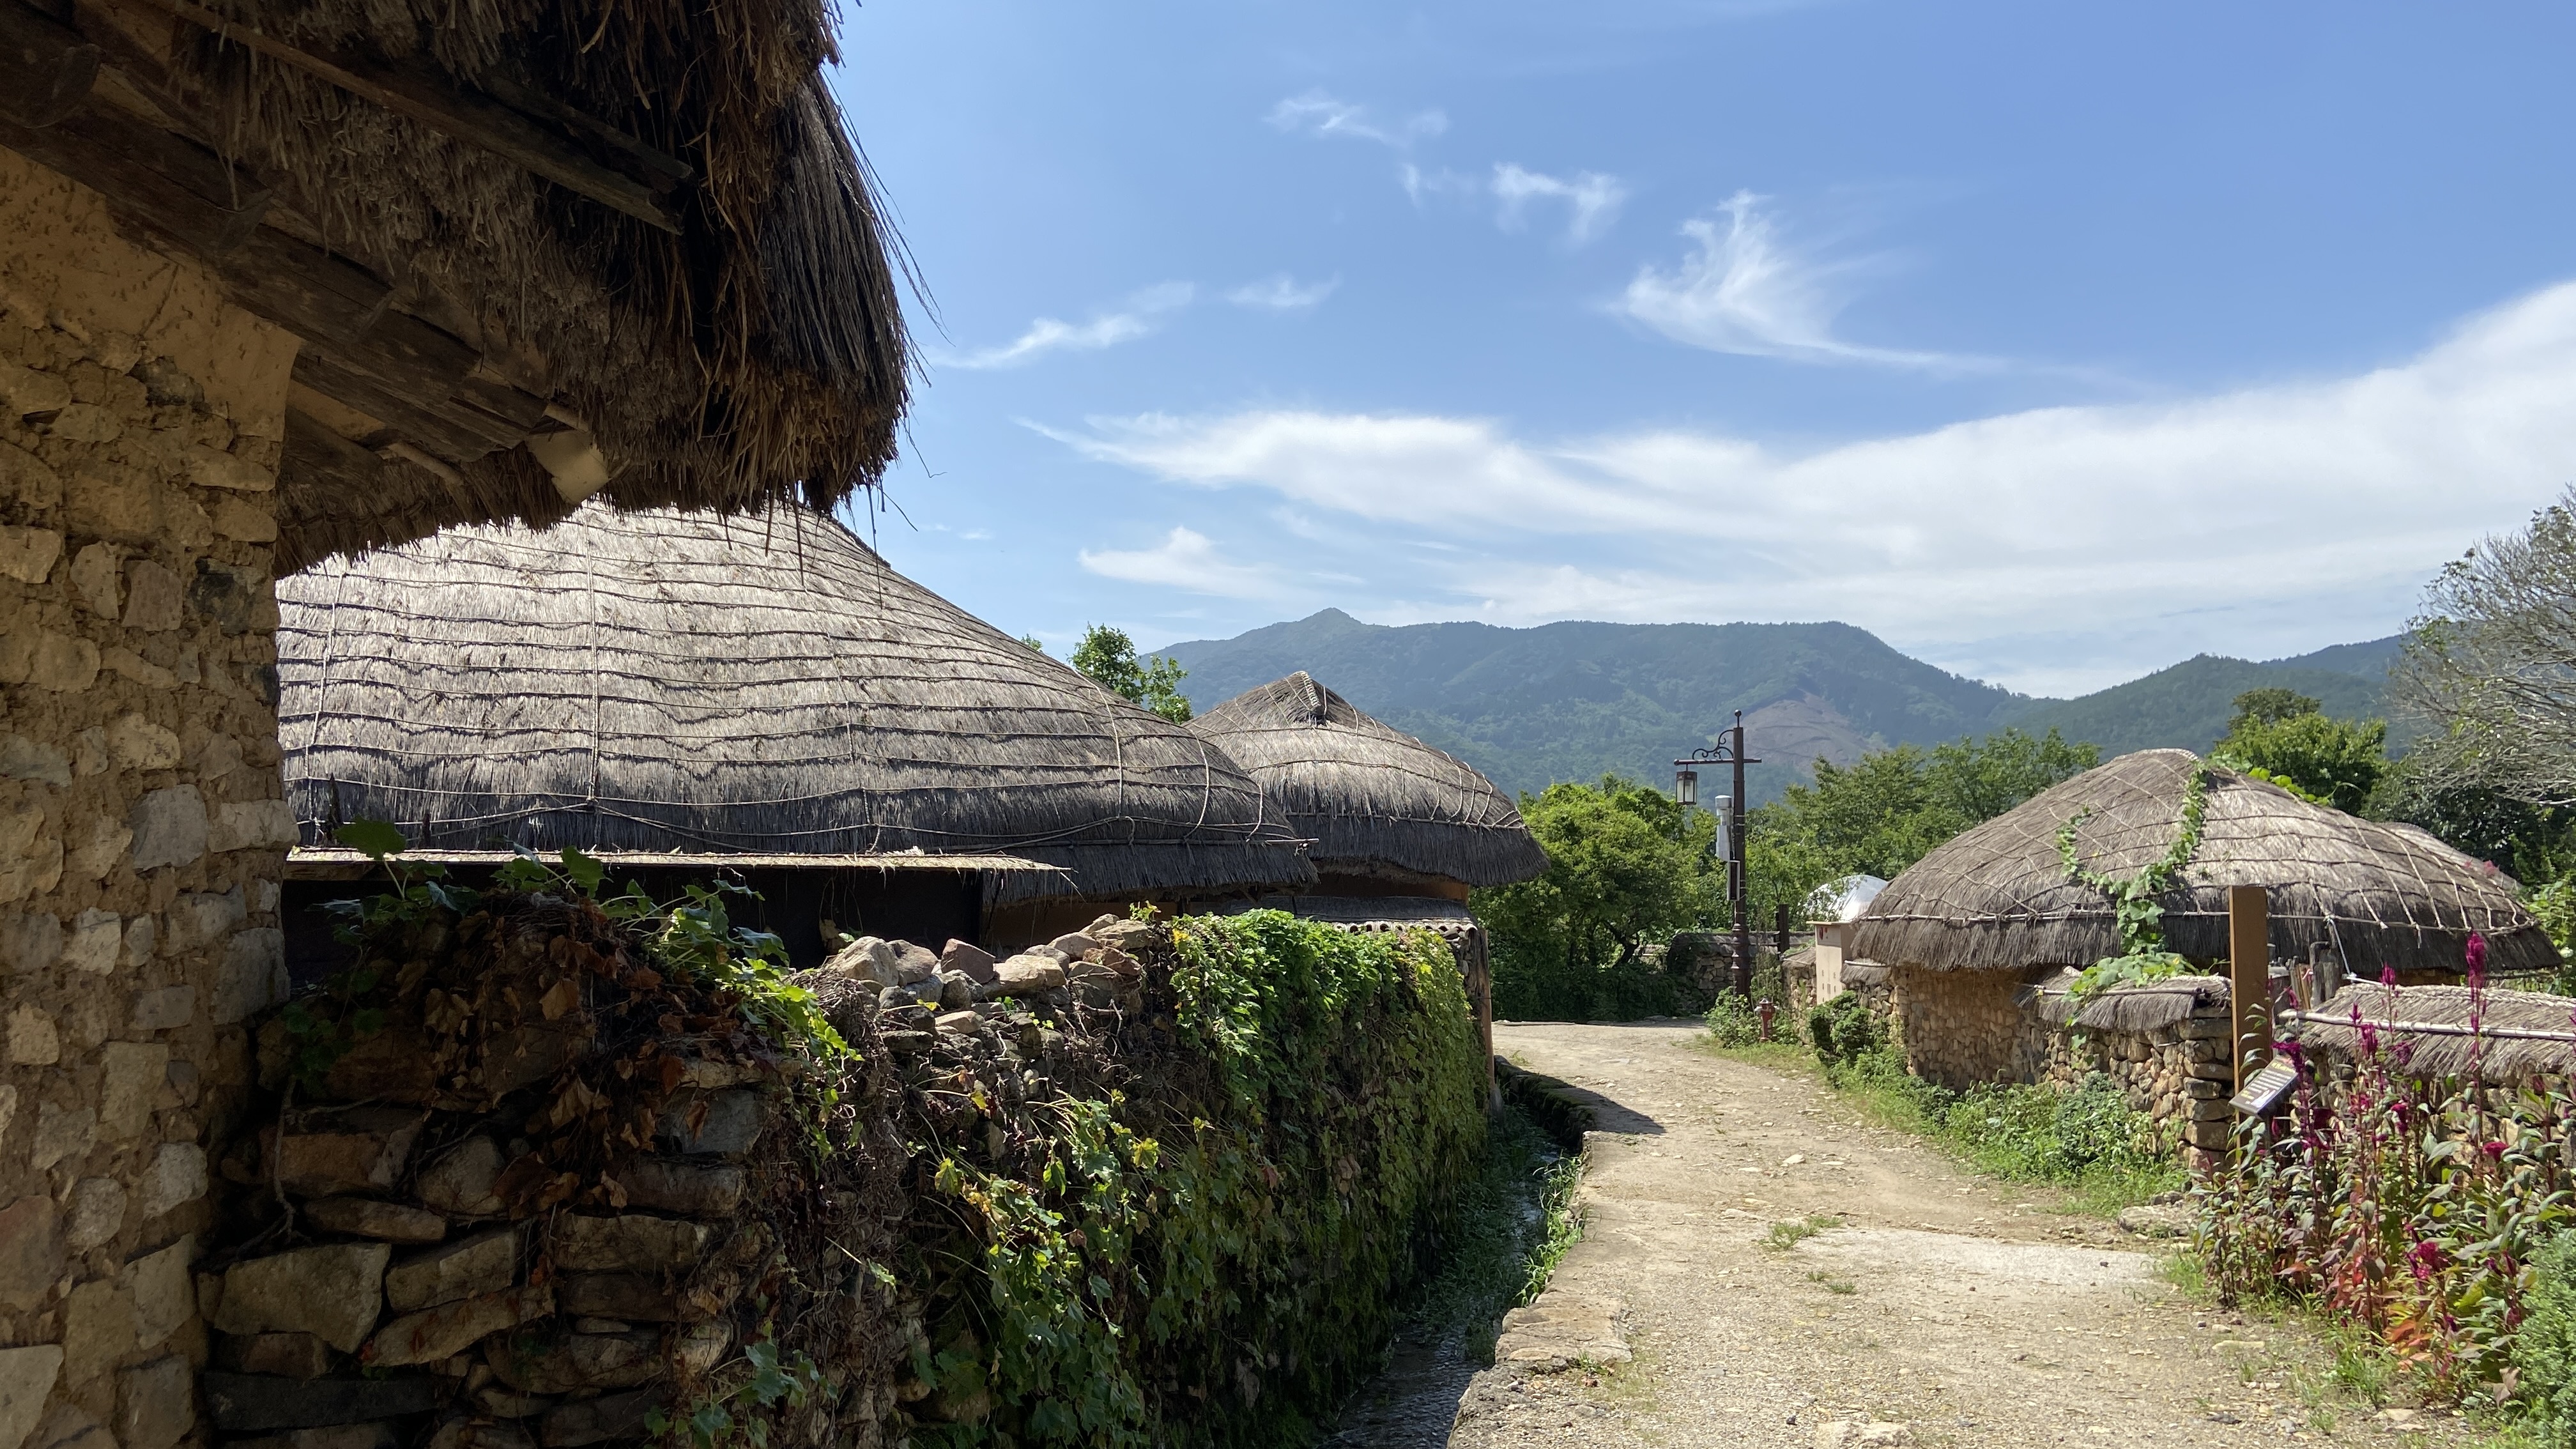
[123,0,683,233]
[0,0,100,128]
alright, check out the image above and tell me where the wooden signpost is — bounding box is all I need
[2229,884,2273,1095]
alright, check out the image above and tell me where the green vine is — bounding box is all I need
[2058,763,2214,1005]
[906,912,1487,1447]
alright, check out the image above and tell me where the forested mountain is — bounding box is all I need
[1158,610,2404,802]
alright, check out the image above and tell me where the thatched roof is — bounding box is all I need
[2291,983,2576,1081]
[278,503,1312,904]
[1190,673,1549,889]
[1848,749,2552,977]
[2024,968,2230,1032]
[36,0,909,569]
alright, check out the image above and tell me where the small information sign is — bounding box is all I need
[2230,1059,2297,1116]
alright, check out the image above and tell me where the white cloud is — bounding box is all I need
[1227,274,1341,311]
[1492,163,1628,245]
[941,282,1194,370]
[1618,191,1978,369]
[1077,526,1291,599]
[1266,91,1447,150]
[1054,282,2576,689]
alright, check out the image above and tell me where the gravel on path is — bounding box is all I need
[1420,1020,2490,1449]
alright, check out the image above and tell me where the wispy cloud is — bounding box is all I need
[1492,163,1628,245]
[1227,274,1341,311]
[1617,191,1978,369]
[942,282,1195,370]
[1266,91,1448,150]
[1077,526,1291,599]
[1054,282,2576,688]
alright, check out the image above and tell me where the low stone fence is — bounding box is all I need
[1885,965,2237,1163]
[180,882,1487,1449]
[2027,976,2236,1165]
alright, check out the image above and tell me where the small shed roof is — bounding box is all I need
[1848,749,2551,977]
[279,503,1312,904]
[1190,673,1549,889]
[2291,982,2576,1082]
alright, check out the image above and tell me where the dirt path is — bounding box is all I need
[1424,1021,2489,1449]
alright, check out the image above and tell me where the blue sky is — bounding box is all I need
[830,1,2576,697]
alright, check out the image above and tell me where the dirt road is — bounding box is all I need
[1418,1021,2486,1449]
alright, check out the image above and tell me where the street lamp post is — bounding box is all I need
[1676,710,1761,999]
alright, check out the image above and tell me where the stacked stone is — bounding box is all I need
[2037,1003,2235,1167]
[841,916,1151,1059]
[195,1063,778,1449]
[1890,967,2058,1089]
[3,280,301,1449]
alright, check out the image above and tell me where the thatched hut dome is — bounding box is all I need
[1846,749,2551,977]
[278,503,1310,905]
[1190,673,1548,890]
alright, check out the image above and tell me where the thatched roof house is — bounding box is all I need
[1850,749,2551,977]
[3,0,915,1414]
[279,503,1312,953]
[1191,672,1548,894]
[7,0,907,569]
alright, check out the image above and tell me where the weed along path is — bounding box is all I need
[1438,1022,2490,1449]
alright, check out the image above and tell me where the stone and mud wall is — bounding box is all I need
[2032,1004,2237,1165]
[1889,964,2234,1162]
[3,148,300,1449]
[169,889,1485,1449]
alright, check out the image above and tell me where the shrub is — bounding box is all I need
[2515,1234,2576,1445]
[1807,990,1886,1066]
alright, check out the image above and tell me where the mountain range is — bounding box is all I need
[1158,610,2406,804]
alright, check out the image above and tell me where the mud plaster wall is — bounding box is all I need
[1,146,299,1449]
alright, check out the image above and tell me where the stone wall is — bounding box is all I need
[1889,966,2058,1090]
[1,150,299,1449]
[2034,1006,2235,1165]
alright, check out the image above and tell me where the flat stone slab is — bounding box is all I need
[1491,1289,1629,1371]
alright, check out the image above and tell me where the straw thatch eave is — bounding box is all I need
[1847,749,2550,977]
[1190,672,1549,890]
[6,0,908,568]
[2290,982,2576,1082]
[279,504,1310,903]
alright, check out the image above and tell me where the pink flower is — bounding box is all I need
[2467,932,2488,977]
[2382,965,2400,988]
[2484,1140,2507,1157]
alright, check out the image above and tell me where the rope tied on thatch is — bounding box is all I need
[2288,982,2576,1082]
[1847,749,2551,978]
[280,504,1314,904]
[1191,673,1549,889]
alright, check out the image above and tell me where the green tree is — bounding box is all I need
[1018,634,1047,655]
[2210,688,2388,813]
[1069,624,1193,723]
[1745,728,2099,927]
[1475,776,1721,1021]
[2225,687,2322,736]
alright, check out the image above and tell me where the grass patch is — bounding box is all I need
[1807,1270,1858,1295]
[1404,1105,1586,1364]
[1812,1042,2184,1215]
[1761,1214,1841,1252]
